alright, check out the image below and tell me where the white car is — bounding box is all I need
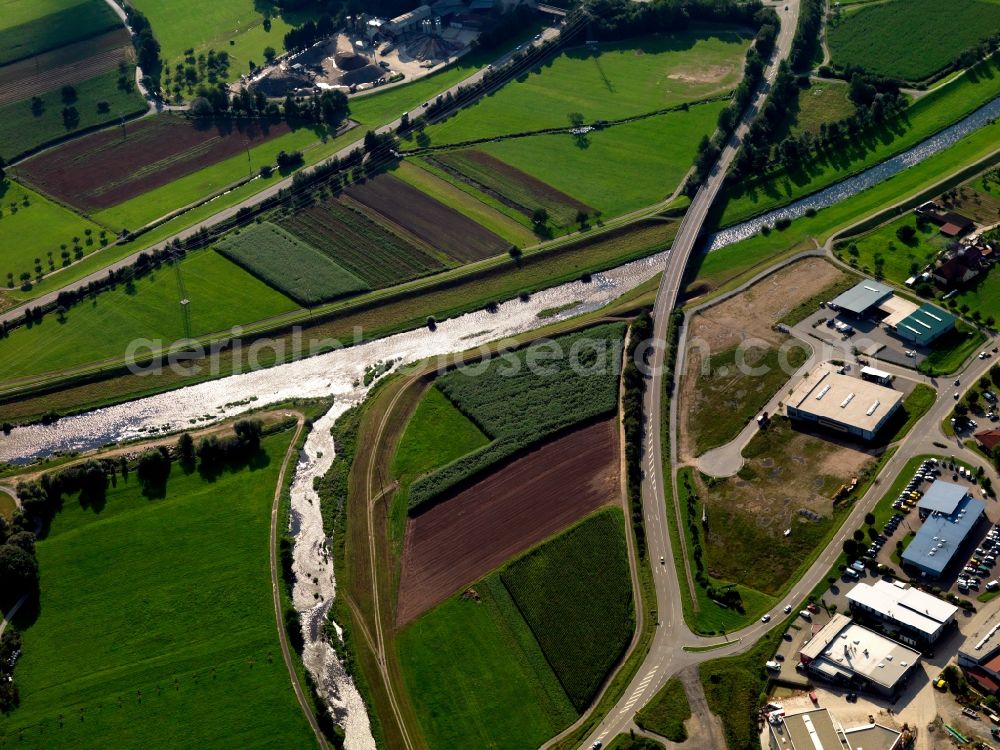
[783,604,793,614]
[761,614,771,623]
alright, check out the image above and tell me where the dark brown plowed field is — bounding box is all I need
[344,173,508,263]
[396,418,620,625]
[15,114,292,211]
[0,29,132,104]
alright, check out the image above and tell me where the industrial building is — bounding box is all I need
[846,579,957,647]
[785,363,903,441]
[768,707,904,750]
[892,303,956,347]
[958,603,1000,694]
[901,494,985,578]
[916,479,969,517]
[829,279,894,317]
[799,614,921,696]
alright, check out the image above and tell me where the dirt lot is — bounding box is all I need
[15,114,293,211]
[679,258,848,460]
[0,29,133,105]
[395,418,619,624]
[344,173,508,263]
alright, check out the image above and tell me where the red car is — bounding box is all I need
[807,603,820,614]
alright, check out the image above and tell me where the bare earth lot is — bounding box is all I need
[395,419,619,624]
[679,258,847,460]
[14,114,293,210]
[344,173,509,263]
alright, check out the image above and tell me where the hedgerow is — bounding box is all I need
[407,323,625,510]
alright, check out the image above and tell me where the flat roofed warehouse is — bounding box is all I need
[847,579,957,646]
[799,613,920,695]
[901,495,985,578]
[769,708,842,750]
[830,278,894,316]
[785,363,903,441]
[893,303,956,346]
[878,295,919,328]
[916,479,969,516]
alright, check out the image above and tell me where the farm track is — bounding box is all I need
[396,418,620,625]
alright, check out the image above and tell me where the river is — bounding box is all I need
[3,91,999,749]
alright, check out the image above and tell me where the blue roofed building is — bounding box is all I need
[892,303,956,347]
[902,495,985,578]
[917,480,969,517]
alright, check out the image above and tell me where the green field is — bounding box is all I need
[0,0,118,66]
[786,80,856,137]
[127,0,302,80]
[0,180,103,287]
[473,103,725,221]
[214,221,368,306]
[424,31,749,145]
[635,678,691,741]
[398,575,576,750]
[408,323,625,509]
[392,386,489,482]
[2,431,317,749]
[0,66,147,162]
[0,249,299,381]
[398,508,631,749]
[716,54,1000,226]
[501,509,633,710]
[828,0,1000,81]
[277,198,447,289]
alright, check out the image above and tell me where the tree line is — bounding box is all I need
[622,311,653,559]
[124,5,162,92]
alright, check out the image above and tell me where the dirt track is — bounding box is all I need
[396,418,619,624]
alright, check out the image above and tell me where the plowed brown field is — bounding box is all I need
[344,173,508,262]
[396,418,620,625]
[15,114,292,211]
[0,29,132,105]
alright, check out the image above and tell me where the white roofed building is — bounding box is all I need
[847,579,957,647]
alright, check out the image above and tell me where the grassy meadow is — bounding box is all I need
[0,180,104,287]
[0,249,299,381]
[635,678,691,741]
[0,67,147,162]
[828,0,1000,81]
[785,79,856,137]
[2,431,316,749]
[127,0,302,80]
[475,103,726,219]
[423,31,749,145]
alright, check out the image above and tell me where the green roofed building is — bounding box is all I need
[893,303,955,346]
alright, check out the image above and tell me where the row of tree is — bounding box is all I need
[622,312,653,558]
[124,6,161,91]
[586,0,766,41]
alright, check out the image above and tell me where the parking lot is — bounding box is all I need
[796,307,926,369]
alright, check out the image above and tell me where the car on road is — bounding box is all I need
[761,614,771,622]
[956,379,962,386]
[660,556,665,564]
[592,742,602,750]
[784,604,793,614]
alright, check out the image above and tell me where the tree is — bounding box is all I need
[136,447,171,489]
[233,419,262,453]
[264,46,277,64]
[6,531,35,556]
[864,512,876,526]
[0,544,38,600]
[29,96,44,116]
[61,85,77,104]
[61,105,79,129]
[531,208,549,226]
[895,224,917,244]
[176,433,195,470]
[96,99,110,114]
[843,538,858,558]
[853,528,865,542]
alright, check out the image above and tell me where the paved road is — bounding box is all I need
[579,2,803,746]
[0,26,562,327]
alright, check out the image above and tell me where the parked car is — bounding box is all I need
[807,603,820,614]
